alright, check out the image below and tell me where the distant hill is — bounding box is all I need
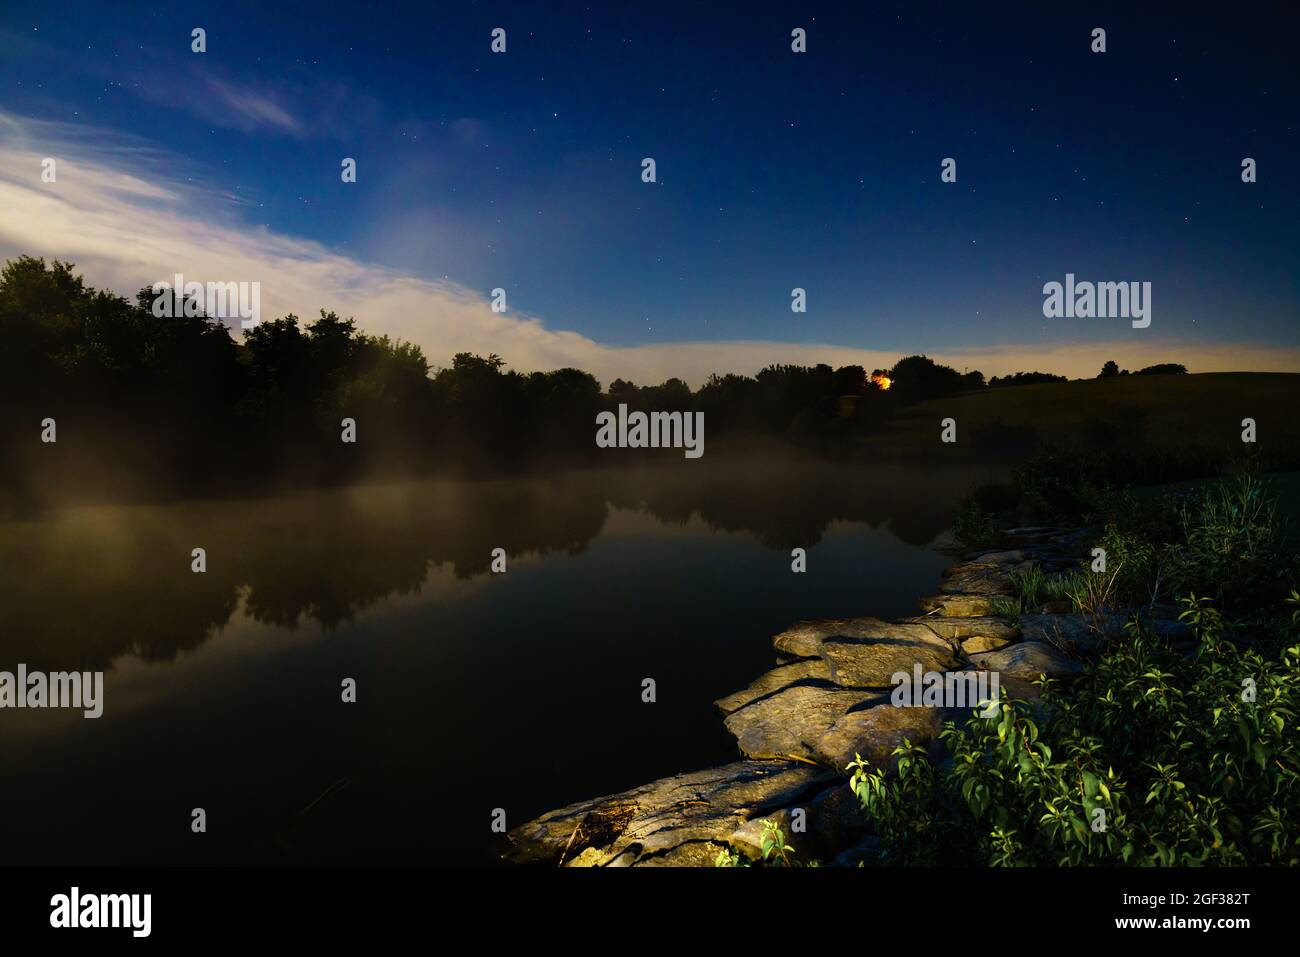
[867,372,1300,460]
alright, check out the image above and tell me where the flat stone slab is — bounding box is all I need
[623,842,725,867]
[819,634,959,689]
[939,562,1021,596]
[772,617,950,658]
[504,760,835,866]
[724,685,881,762]
[918,594,998,617]
[714,659,832,715]
[811,700,950,771]
[912,615,1019,642]
[1003,526,1067,537]
[994,528,1092,556]
[961,633,1014,654]
[969,640,1085,680]
[964,546,1060,564]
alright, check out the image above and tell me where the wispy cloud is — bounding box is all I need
[116,57,373,139]
[0,112,1296,386]
[203,77,300,134]
[0,28,329,139]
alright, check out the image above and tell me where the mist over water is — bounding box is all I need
[0,458,991,864]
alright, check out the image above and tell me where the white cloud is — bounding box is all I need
[1,112,1296,387]
[204,77,300,134]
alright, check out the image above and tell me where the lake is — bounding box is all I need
[0,457,995,864]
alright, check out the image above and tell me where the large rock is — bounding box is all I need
[1018,612,1192,655]
[998,674,1048,703]
[727,782,869,864]
[773,618,953,659]
[965,546,1058,564]
[912,615,1020,643]
[771,617,887,658]
[811,701,949,771]
[939,562,1021,596]
[625,843,726,867]
[961,633,1014,654]
[1146,615,1195,642]
[1018,614,1122,654]
[918,594,999,617]
[715,659,832,715]
[1001,526,1068,545]
[969,640,1084,680]
[830,836,883,867]
[818,634,960,689]
[504,760,835,866]
[724,685,881,762]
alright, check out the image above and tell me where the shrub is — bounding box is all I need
[951,497,998,551]
[1095,524,1162,606]
[1075,474,1294,615]
[1166,474,1294,612]
[1064,562,1125,620]
[848,595,1300,866]
[1009,446,1105,523]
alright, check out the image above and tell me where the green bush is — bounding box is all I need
[1009,446,1106,524]
[1086,484,1183,544]
[951,497,999,551]
[1088,475,1295,614]
[1166,474,1294,612]
[849,595,1300,866]
[1095,524,1161,606]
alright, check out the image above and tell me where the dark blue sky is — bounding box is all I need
[2,1,1297,367]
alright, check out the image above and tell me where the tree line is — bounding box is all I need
[0,256,1189,497]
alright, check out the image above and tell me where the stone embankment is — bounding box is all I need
[504,526,1191,866]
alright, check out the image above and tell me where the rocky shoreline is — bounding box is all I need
[503,526,1193,867]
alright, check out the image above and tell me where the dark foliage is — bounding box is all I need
[988,371,1068,387]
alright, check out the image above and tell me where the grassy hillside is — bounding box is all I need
[866,372,1300,461]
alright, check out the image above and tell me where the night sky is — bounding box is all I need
[1,1,1297,381]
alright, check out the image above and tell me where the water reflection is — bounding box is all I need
[0,459,992,672]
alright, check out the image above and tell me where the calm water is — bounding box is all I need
[0,458,993,864]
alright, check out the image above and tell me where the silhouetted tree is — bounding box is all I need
[989,371,1068,388]
[888,355,976,403]
[1134,363,1188,376]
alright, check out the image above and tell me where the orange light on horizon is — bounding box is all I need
[870,373,892,391]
